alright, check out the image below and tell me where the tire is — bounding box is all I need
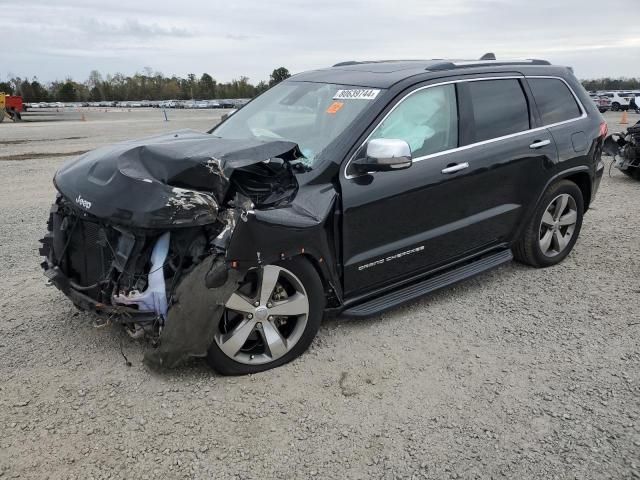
[513,180,584,268]
[612,102,620,112]
[206,257,324,375]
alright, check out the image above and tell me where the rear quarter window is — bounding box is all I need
[528,78,582,125]
[467,79,530,143]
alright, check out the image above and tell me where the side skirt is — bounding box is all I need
[340,249,512,318]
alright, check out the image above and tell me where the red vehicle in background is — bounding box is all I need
[589,93,611,113]
[0,92,24,122]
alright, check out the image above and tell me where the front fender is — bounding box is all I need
[225,184,342,302]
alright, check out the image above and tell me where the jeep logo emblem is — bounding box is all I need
[75,194,92,210]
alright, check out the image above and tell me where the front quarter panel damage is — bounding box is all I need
[41,128,341,369]
[144,184,340,369]
[225,184,341,299]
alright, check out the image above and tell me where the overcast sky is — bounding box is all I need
[2,0,638,84]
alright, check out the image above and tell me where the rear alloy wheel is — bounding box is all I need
[513,180,584,268]
[611,102,620,112]
[207,258,324,375]
[538,193,578,258]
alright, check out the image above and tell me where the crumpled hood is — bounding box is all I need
[54,129,302,228]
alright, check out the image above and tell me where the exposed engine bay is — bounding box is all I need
[39,130,338,368]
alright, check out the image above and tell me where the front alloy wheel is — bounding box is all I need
[207,258,324,375]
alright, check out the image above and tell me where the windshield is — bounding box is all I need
[212,81,383,167]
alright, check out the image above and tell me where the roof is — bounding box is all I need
[290,58,553,88]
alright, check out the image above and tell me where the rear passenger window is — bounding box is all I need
[528,78,582,125]
[468,79,530,142]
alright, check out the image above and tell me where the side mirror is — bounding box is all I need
[352,138,412,174]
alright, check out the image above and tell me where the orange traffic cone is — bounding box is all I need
[620,110,628,124]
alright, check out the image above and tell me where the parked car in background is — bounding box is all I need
[599,91,631,111]
[589,94,611,113]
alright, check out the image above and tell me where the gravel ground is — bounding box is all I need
[0,109,639,480]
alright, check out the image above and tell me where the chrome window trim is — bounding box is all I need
[344,75,587,180]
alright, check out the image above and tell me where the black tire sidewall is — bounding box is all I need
[529,181,584,267]
[207,256,324,375]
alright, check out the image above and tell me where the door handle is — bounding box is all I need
[441,162,469,174]
[529,139,551,149]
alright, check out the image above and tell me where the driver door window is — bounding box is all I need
[370,84,458,157]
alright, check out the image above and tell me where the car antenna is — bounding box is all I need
[480,52,496,60]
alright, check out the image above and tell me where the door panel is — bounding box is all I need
[340,132,555,296]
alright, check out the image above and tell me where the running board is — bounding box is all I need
[341,249,513,318]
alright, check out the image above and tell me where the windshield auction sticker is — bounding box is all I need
[333,89,380,100]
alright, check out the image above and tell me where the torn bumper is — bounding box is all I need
[40,195,251,369]
[43,265,158,322]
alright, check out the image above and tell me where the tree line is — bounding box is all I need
[1,70,638,102]
[0,67,291,103]
[580,78,640,92]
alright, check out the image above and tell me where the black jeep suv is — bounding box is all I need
[40,57,606,374]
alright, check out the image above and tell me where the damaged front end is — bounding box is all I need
[605,120,640,180]
[39,130,308,367]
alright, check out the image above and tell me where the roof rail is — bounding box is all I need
[331,58,551,71]
[426,58,551,71]
[332,60,424,67]
[426,61,456,71]
[332,61,361,67]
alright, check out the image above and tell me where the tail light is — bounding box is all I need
[599,121,608,138]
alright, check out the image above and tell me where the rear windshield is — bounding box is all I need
[528,78,582,125]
